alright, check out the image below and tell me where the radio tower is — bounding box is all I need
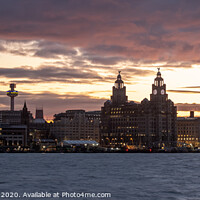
[7,84,18,111]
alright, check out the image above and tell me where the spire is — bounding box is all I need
[22,100,28,112]
[23,101,27,109]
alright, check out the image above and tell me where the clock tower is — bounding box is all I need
[150,68,168,102]
[148,68,177,148]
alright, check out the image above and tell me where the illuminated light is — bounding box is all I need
[149,149,152,152]
[126,149,128,152]
[46,120,53,123]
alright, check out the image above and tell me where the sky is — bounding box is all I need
[0,0,200,119]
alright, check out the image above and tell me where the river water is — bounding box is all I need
[0,153,200,200]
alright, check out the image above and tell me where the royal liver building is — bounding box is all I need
[100,69,177,149]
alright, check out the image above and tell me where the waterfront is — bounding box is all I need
[1,154,200,200]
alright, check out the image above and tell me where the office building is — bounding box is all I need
[177,111,200,148]
[101,69,177,149]
[50,110,100,142]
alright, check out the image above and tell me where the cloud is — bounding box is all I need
[0,62,155,85]
[1,0,200,117]
[0,65,103,82]
[89,56,125,65]
[34,41,77,58]
[181,86,200,89]
[0,44,5,51]
[176,103,200,112]
[0,0,200,63]
[168,90,200,94]
[86,45,130,57]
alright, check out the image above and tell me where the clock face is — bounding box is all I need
[153,89,157,95]
[161,89,165,95]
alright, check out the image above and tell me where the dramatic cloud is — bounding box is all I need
[0,0,200,62]
[34,41,77,58]
[0,66,103,82]
[0,64,154,85]
[0,1,200,117]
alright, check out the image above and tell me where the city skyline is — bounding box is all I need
[0,1,200,118]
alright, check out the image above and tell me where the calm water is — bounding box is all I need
[0,153,200,200]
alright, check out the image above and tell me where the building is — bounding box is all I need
[0,106,28,148]
[0,85,51,149]
[0,110,22,125]
[32,139,57,152]
[29,108,50,141]
[100,69,177,149]
[35,108,45,122]
[50,110,100,142]
[177,111,200,148]
[0,102,33,148]
[0,124,27,147]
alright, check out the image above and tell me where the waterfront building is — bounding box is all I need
[100,69,177,149]
[50,110,100,142]
[177,111,200,148]
[0,102,51,149]
[0,124,27,147]
[0,102,33,148]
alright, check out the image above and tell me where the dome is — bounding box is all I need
[115,71,123,83]
[157,71,161,76]
[154,68,164,86]
[117,73,121,80]
[156,68,162,77]
[114,71,124,89]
